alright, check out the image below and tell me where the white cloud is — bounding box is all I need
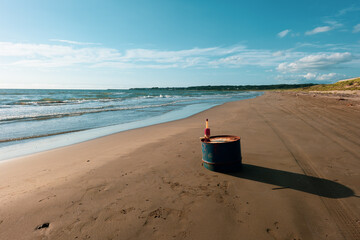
[337,6,360,16]
[305,26,332,35]
[0,42,260,69]
[215,55,243,65]
[1,41,289,69]
[272,51,284,57]
[121,47,220,62]
[353,23,360,33]
[305,21,342,36]
[0,42,120,67]
[277,29,291,38]
[209,48,295,68]
[324,21,343,28]
[0,42,73,57]
[276,72,342,82]
[316,72,337,80]
[303,73,317,80]
[302,72,338,81]
[0,41,355,74]
[293,42,360,52]
[277,52,352,72]
[49,39,99,45]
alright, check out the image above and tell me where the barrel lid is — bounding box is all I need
[201,135,240,143]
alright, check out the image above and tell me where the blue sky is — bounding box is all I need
[0,0,359,89]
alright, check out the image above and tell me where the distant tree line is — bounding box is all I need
[130,84,315,91]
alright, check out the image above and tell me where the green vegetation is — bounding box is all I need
[297,78,360,91]
[130,78,360,92]
[131,83,315,91]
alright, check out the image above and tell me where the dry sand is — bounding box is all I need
[0,92,359,240]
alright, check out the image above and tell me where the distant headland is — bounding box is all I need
[130,83,315,91]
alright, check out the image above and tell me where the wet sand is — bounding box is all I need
[0,92,359,240]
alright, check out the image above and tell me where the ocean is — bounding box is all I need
[0,89,262,160]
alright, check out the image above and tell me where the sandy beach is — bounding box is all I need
[0,92,359,240]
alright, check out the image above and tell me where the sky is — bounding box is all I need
[0,0,359,89]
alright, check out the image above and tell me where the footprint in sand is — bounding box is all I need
[120,207,135,214]
[143,207,183,226]
[170,182,180,189]
[266,222,299,240]
[266,228,278,239]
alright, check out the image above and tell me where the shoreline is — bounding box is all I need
[0,92,359,239]
[0,103,229,162]
[0,92,263,162]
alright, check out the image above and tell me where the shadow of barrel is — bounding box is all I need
[227,164,354,199]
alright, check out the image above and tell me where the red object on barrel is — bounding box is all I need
[204,128,210,137]
[204,119,210,139]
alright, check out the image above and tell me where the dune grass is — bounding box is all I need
[296,78,360,91]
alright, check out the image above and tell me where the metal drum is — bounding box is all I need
[201,135,242,172]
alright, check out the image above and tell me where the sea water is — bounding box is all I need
[0,89,262,160]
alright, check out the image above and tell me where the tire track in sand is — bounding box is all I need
[251,97,360,240]
[278,99,360,158]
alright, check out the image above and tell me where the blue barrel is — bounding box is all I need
[201,135,242,172]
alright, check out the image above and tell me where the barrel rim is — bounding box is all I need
[201,135,240,144]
